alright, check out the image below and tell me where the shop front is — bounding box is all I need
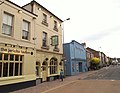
[36,51,63,83]
[0,43,36,92]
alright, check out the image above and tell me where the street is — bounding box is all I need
[42,80,120,93]
[84,65,120,80]
[42,65,120,93]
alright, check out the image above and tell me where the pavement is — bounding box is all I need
[11,70,99,93]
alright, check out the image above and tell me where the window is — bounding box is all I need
[0,53,23,77]
[22,20,29,40]
[10,54,14,61]
[15,63,19,76]
[9,63,14,76]
[50,58,58,74]
[4,54,8,60]
[51,35,58,46]
[72,63,75,72]
[15,55,19,61]
[42,32,47,47]
[0,62,2,77]
[3,63,8,77]
[42,13,48,26]
[2,12,13,36]
[53,21,58,31]
[43,13,47,23]
[0,53,2,60]
[20,63,22,75]
[51,36,59,52]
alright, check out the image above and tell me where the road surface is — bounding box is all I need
[42,66,120,93]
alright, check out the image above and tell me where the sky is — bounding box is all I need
[10,0,120,58]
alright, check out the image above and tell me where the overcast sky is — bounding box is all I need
[10,0,120,58]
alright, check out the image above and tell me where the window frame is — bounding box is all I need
[53,20,58,31]
[2,12,13,36]
[50,58,58,74]
[22,20,30,40]
[41,13,48,27]
[42,32,47,47]
[43,13,47,23]
[0,53,23,77]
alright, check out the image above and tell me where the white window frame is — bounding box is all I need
[22,20,30,40]
[0,53,23,77]
[2,12,13,36]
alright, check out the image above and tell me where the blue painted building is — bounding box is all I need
[63,40,87,76]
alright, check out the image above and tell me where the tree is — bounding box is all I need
[90,57,100,70]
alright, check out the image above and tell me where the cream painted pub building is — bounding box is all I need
[0,0,63,92]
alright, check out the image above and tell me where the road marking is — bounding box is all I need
[41,80,78,93]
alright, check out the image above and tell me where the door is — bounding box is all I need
[42,61,47,81]
[79,62,82,72]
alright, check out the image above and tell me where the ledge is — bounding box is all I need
[53,48,59,52]
[0,76,24,81]
[41,21,48,27]
[41,45,49,50]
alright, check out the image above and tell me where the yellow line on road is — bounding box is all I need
[41,80,78,93]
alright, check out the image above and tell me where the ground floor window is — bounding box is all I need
[72,63,75,72]
[0,53,23,77]
[50,57,58,74]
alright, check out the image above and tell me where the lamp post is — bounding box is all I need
[61,18,70,77]
[62,18,70,44]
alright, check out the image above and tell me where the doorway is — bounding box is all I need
[42,61,47,81]
[79,62,82,72]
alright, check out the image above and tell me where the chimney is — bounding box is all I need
[81,42,86,48]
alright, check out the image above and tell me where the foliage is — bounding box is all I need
[108,60,112,65]
[90,57,100,70]
[90,57,100,64]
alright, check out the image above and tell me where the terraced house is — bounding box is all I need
[0,0,63,92]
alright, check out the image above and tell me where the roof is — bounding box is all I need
[86,47,99,53]
[5,0,37,17]
[22,0,63,22]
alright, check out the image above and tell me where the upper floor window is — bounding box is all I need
[42,32,47,47]
[51,35,58,46]
[51,35,59,52]
[53,20,58,31]
[43,13,47,23]
[22,20,29,40]
[2,12,13,36]
[42,13,48,27]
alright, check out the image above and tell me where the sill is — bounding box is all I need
[41,21,48,27]
[0,76,24,81]
[0,34,14,40]
[53,27,58,31]
[53,48,59,52]
[49,74,58,76]
[20,39,32,44]
[2,33,12,36]
[41,45,49,50]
